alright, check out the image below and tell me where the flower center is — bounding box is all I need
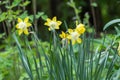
[50,21,57,30]
[71,32,79,40]
[18,22,27,29]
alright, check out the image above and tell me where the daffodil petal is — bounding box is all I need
[67,35,71,39]
[24,17,29,22]
[68,29,73,33]
[55,26,59,29]
[77,24,84,28]
[24,29,29,35]
[52,16,56,21]
[62,31,65,38]
[48,28,51,31]
[57,21,62,25]
[59,31,65,38]
[76,23,86,34]
[59,34,63,38]
[26,23,32,27]
[16,24,19,29]
[18,29,23,35]
[44,22,49,26]
[18,18,22,23]
[77,38,82,43]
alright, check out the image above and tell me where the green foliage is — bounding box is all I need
[91,2,98,7]
[12,28,118,80]
[67,0,81,22]
[103,19,120,30]
[0,0,47,35]
[98,0,120,24]
[0,0,120,80]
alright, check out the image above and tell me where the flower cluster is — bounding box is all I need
[44,16,85,45]
[59,23,85,45]
[15,16,85,45]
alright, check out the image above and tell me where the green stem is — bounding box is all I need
[32,0,38,34]
[53,30,57,48]
[73,7,80,22]
[70,0,81,22]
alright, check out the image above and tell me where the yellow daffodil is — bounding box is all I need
[59,31,68,39]
[68,29,82,45]
[75,23,85,34]
[59,31,69,47]
[44,16,62,31]
[16,17,31,35]
[59,31,69,42]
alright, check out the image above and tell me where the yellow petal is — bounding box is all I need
[26,22,32,27]
[77,38,82,43]
[18,29,23,35]
[59,31,65,38]
[59,34,62,38]
[16,24,19,29]
[24,29,29,35]
[68,29,73,33]
[24,17,29,22]
[77,24,85,28]
[55,26,59,29]
[44,22,49,26]
[67,35,71,39]
[18,18,23,23]
[52,16,56,21]
[48,28,51,31]
[57,21,62,25]
[76,25,85,34]
[62,31,65,37]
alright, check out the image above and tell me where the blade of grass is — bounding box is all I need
[13,34,33,80]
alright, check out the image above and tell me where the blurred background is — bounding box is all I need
[0,0,120,40]
[31,0,120,39]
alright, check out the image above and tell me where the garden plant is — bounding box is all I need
[0,0,120,80]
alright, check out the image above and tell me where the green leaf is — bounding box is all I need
[20,1,30,7]
[0,33,5,39]
[0,12,7,22]
[12,0,21,8]
[13,34,33,80]
[1,0,9,5]
[36,12,44,19]
[19,11,28,19]
[91,2,98,7]
[41,15,48,21]
[114,26,120,34]
[103,19,120,30]
[29,15,33,22]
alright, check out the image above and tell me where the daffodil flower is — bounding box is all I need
[59,31,69,39]
[59,31,69,47]
[16,17,31,35]
[75,23,85,34]
[44,16,62,31]
[68,29,82,45]
[59,31,69,42]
